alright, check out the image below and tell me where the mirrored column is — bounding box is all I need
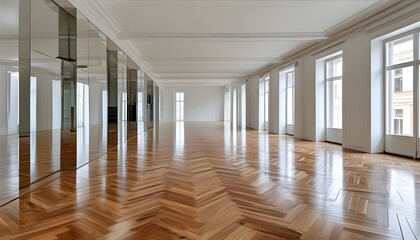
[0,0,20,205]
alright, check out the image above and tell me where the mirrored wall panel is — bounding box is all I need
[30,0,62,183]
[76,12,89,167]
[127,69,137,139]
[76,12,108,168]
[108,50,127,148]
[146,77,154,128]
[118,52,127,144]
[0,0,19,205]
[137,70,146,133]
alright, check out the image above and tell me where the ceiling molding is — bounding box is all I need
[152,66,255,70]
[159,77,237,80]
[143,57,277,61]
[118,32,327,41]
[100,0,380,2]
[155,70,249,74]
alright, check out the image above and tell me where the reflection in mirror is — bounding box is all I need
[30,0,62,182]
[137,70,146,133]
[59,7,77,170]
[85,20,107,167]
[107,50,118,149]
[96,31,108,160]
[76,12,89,167]
[108,50,127,148]
[0,0,19,205]
[146,78,154,128]
[127,69,137,139]
[118,52,127,144]
[154,84,160,124]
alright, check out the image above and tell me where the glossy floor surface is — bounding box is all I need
[0,122,420,239]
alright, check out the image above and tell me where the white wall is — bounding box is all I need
[161,86,224,122]
[342,35,370,152]
[247,75,260,129]
[268,69,279,134]
[294,59,304,139]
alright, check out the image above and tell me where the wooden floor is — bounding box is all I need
[1,122,420,239]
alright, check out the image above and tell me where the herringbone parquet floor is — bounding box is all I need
[0,122,420,239]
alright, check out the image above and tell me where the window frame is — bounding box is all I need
[384,29,419,136]
[325,54,343,130]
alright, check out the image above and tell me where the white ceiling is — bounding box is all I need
[1,0,396,87]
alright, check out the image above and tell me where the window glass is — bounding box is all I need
[175,92,184,121]
[286,71,294,125]
[386,66,413,135]
[326,56,343,129]
[386,35,413,66]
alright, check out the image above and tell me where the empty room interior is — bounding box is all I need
[1,0,420,239]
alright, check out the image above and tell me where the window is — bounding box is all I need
[259,74,270,129]
[264,75,269,124]
[386,35,413,66]
[76,82,89,127]
[394,119,403,135]
[326,55,343,129]
[385,33,415,136]
[286,71,295,125]
[241,84,246,127]
[175,92,184,121]
[394,109,403,118]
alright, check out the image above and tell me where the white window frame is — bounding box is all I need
[325,54,343,130]
[383,28,420,158]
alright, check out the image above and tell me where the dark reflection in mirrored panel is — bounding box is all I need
[108,50,127,148]
[146,78,154,128]
[30,0,63,182]
[0,0,19,205]
[127,69,137,139]
[107,50,118,149]
[59,6,77,170]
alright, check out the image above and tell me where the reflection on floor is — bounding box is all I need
[0,122,419,239]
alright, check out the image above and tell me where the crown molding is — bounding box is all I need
[118,32,327,42]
